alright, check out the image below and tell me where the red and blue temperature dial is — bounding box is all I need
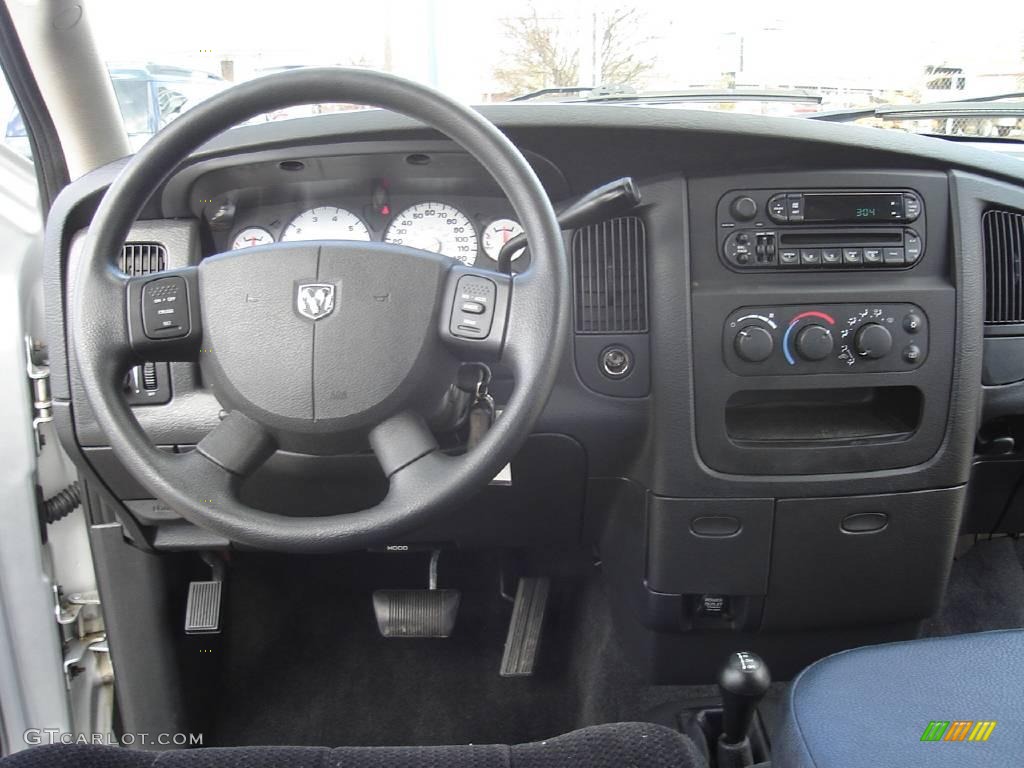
[783,311,836,365]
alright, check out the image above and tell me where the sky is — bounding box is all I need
[79,0,1024,101]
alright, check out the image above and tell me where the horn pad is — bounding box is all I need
[197,242,453,446]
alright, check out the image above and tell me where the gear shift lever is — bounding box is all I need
[717,651,771,768]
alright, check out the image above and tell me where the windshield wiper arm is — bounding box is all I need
[809,91,1024,122]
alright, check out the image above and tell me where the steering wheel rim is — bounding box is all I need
[68,68,569,552]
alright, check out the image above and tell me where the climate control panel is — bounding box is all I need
[723,303,928,375]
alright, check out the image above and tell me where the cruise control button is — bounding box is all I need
[863,248,884,264]
[141,276,189,339]
[842,248,863,265]
[800,248,821,265]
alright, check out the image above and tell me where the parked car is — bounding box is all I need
[4,63,226,159]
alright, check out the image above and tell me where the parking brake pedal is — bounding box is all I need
[184,553,225,635]
[373,550,461,638]
[500,577,550,677]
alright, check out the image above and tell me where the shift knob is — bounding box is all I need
[719,651,771,745]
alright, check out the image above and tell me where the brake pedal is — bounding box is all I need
[184,553,225,635]
[373,550,461,638]
[500,576,550,677]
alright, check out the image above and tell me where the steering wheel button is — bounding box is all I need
[450,275,496,339]
[141,276,190,339]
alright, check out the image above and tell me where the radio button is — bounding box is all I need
[786,194,804,222]
[904,194,921,221]
[800,248,821,265]
[779,248,800,266]
[768,195,788,222]
[842,248,863,265]
[822,248,842,265]
[883,247,905,265]
[863,247,884,264]
[905,232,922,264]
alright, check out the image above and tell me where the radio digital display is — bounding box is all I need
[803,193,903,223]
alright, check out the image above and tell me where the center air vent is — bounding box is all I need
[119,242,167,276]
[572,216,648,334]
[983,208,1024,325]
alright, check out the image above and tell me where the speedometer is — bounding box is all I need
[281,206,370,242]
[384,202,478,265]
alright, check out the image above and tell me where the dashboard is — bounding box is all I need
[44,103,1024,683]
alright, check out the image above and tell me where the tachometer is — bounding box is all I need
[384,202,478,264]
[231,227,274,250]
[482,218,525,262]
[281,206,370,242]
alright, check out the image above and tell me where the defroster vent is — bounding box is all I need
[984,208,1024,325]
[119,242,167,276]
[572,216,648,334]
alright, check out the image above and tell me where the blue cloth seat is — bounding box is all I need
[774,629,1024,767]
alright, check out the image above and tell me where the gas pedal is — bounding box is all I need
[373,550,461,638]
[500,576,550,677]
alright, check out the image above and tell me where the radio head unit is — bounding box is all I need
[718,188,925,271]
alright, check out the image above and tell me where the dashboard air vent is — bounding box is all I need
[984,208,1024,325]
[572,216,648,334]
[119,243,167,276]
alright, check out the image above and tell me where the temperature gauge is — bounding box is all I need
[231,227,274,250]
[482,218,525,261]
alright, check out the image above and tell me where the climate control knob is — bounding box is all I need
[734,326,774,362]
[854,323,893,359]
[795,324,833,361]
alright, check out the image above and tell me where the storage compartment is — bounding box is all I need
[725,386,921,446]
[647,497,774,595]
[761,487,965,630]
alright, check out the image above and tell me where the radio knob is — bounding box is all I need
[730,196,758,221]
[734,326,774,362]
[854,323,893,359]
[795,325,833,361]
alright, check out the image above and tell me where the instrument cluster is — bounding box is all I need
[220,186,527,269]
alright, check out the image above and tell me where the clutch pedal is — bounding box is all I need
[500,576,550,677]
[373,550,461,638]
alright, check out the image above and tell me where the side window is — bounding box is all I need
[0,76,32,161]
[155,84,188,128]
[110,78,151,136]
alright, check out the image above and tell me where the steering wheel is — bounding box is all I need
[69,68,569,553]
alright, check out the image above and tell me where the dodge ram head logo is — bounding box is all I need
[296,283,336,320]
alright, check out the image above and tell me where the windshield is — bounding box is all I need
[40,1,1024,145]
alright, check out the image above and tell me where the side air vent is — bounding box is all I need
[572,216,648,334]
[119,242,167,276]
[983,208,1024,325]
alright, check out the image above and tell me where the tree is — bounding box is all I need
[494,5,653,96]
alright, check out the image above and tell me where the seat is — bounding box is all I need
[1,723,706,768]
[774,629,1024,768]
